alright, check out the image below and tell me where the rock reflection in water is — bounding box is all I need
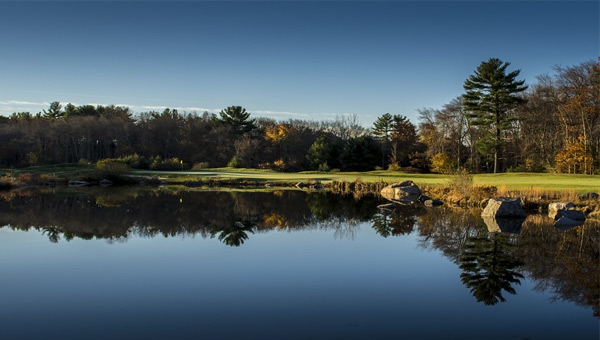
[417,207,599,316]
[0,188,598,317]
[482,215,525,234]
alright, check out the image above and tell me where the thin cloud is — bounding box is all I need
[0,99,359,121]
[24,90,195,103]
[0,100,50,106]
[252,110,311,117]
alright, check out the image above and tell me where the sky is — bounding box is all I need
[0,1,598,125]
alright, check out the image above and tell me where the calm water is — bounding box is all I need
[0,188,598,340]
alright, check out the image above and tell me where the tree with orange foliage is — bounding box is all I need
[555,136,594,174]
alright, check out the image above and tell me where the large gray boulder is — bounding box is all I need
[481,197,526,218]
[548,202,575,219]
[381,181,422,204]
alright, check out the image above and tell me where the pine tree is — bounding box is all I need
[463,58,527,173]
[217,106,256,134]
[372,113,394,167]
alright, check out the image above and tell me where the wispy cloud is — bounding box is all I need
[0,99,346,120]
[24,90,195,103]
[252,110,311,117]
[0,100,50,106]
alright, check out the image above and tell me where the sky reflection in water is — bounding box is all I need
[0,189,597,340]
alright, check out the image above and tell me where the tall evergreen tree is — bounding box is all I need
[463,58,527,173]
[389,115,417,167]
[217,106,256,134]
[372,113,394,167]
[43,101,63,119]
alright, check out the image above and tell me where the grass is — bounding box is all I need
[1,164,599,192]
[135,168,599,192]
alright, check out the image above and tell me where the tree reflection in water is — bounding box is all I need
[459,233,524,305]
[371,205,424,237]
[0,188,598,316]
[213,221,255,247]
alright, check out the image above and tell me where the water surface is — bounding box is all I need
[0,188,597,340]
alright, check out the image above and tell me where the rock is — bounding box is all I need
[555,209,586,221]
[554,216,584,230]
[579,192,599,200]
[295,182,306,189]
[310,183,324,190]
[481,197,526,218]
[483,215,525,234]
[381,181,422,201]
[424,199,443,207]
[392,180,416,188]
[548,202,575,219]
[68,180,90,187]
[377,203,396,210]
[99,179,113,187]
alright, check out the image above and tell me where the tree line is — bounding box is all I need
[1,58,597,174]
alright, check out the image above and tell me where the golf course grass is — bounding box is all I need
[2,164,598,192]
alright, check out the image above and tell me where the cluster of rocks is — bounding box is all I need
[380,181,442,207]
[378,181,590,231]
[480,197,587,231]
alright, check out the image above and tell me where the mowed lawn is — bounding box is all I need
[2,164,597,192]
[137,168,600,192]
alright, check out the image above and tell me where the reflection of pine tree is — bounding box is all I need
[372,211,393,238]
[371,206,420,237]
[390,208,416,235]
[459,234,524,305]
[213,221,255,247]
[42,226,62,243]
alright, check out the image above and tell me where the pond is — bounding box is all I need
[0,188,598,340]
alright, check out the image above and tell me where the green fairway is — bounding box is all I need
[2,165,597,192]
[134,168,600,192]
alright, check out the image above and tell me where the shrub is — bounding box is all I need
[192,162,210,170]
[96,159,130,174]
[150,156,184,170]
[447,168,474,198]
[317,162,330,173]
[227,156,244,168]
[387,162,402,171]
[273,159,286,171]
[430,153,455,174]
[119,154,150,169]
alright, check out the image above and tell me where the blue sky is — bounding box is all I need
[0,1,598,124]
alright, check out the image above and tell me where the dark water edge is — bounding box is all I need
[0,187,598,340]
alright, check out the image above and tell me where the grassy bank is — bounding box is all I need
[135,168,599,192]
[1,164,599,192]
